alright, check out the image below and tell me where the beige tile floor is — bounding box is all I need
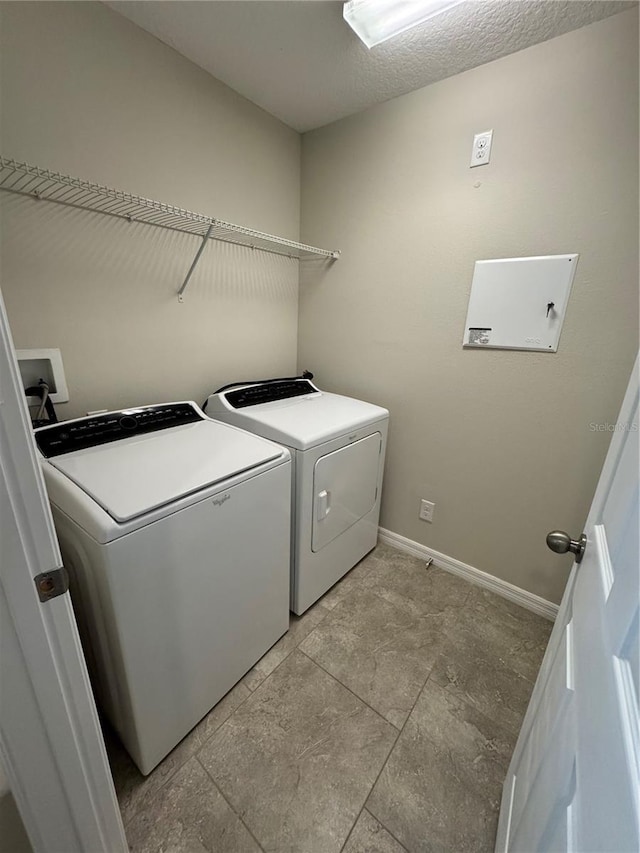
[106,542,552,853]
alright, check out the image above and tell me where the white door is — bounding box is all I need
[312,432,381,552]
[496,354,639,852]
[0,289,127,852]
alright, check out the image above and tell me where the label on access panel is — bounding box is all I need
[468,328,491,345]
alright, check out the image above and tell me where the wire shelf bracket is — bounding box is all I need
[0,157,340,302]
[177,224,215,303]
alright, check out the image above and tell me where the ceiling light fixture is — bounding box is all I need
[343,0,465,49]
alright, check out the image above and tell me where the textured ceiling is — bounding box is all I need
[106,1,635,132]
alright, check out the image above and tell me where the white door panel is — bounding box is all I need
[0,288,127,852]
[312,432,381,552]
[508,620,576,851]
[497,355,639,853]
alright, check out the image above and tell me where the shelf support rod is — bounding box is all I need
[177,223,215,302]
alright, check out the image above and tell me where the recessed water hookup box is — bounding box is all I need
[16,348,69,405]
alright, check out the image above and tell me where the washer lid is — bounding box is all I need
[48,420,283,522]
[220,392,389,450]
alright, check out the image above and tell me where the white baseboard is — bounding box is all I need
[378,527,558,622]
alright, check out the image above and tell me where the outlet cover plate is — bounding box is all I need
[419,499,435,523]
[470,130,493,167]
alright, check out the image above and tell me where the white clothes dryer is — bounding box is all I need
[35,402,291,774]
[205,378,388,615]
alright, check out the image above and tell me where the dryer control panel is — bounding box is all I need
[35,403,203,457]
[225,380,318,409]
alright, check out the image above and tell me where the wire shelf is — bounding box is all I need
[0,157,339,300]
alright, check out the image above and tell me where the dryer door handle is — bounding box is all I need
[316,489,331,521]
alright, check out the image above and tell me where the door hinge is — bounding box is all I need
[34,567,69,602]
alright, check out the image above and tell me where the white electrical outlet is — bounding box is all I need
[470,130,493,168]
[419,499,435,523]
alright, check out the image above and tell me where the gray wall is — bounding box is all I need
[0,762,31,853]
[0,2,301,418]
[1,3,637,606]
[0,794,32,853]
[299,9,639,604]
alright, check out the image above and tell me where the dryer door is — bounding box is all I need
[312,432,382,553]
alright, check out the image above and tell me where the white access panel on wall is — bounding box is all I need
[462,254,578,352]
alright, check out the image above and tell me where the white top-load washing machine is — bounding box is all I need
[205,378,389,615]
[35,402,291,775]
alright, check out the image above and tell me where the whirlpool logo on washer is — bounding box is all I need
[211,494,231,507]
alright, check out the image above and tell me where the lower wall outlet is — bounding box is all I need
[419,499,435,523]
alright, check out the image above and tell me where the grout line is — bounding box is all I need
[239,559,381,695]
[335,736,404,853]
[299,546,477,736]
[339,815,361,852]
[345,564,478,853]
[297,648,401,732]
[113,546,414,831]
[191,685,256,755]
[114,755,191,829]
[356,668,441,852]
[357,808,410,852]
[195,756,266,853]
[362,659,515,852]
[113,679,258,827]
[240,600,335,693]
[337,667,435,853]
[125,542,526,848]
[193,618,397,853]
[338,805,407,853]
[289,647,415,850]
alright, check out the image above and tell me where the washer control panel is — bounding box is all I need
[35,403,203,458]
[225,380,317,409]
